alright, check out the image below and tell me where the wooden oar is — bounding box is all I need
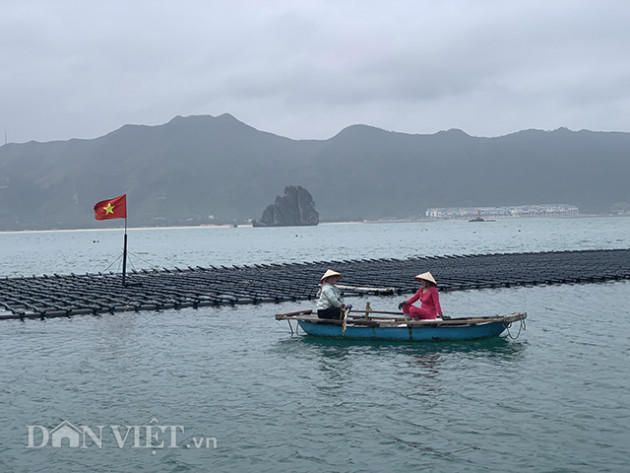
[347,309,403,316]
[337,284,396,295]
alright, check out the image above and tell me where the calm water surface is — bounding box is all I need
[2,217,630,277]
[0,218,629,472]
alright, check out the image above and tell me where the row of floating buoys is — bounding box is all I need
[0,248,629,320]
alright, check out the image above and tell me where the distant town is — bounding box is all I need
[426,204,579,220]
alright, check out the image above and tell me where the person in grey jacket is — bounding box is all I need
[316,269,347,319]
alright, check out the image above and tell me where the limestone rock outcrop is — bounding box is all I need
[254,186,319,227]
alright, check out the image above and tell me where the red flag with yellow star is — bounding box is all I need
[94,195,127,220]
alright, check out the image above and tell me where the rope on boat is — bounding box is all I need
[504,317,526,340]
[341,307,349,335]
[287,319,294,335]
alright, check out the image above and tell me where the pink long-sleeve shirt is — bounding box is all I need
[405,286,442,317]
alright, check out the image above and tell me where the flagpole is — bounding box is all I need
[122,217,128,286]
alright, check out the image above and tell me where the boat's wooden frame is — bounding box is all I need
[276,306,527,341]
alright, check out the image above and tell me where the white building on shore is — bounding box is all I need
[426,204,579,220]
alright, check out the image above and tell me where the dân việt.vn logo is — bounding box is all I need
[26,418,217,453]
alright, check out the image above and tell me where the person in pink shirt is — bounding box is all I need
[398,272,443,320]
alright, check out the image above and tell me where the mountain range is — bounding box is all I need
[1,113,629,230]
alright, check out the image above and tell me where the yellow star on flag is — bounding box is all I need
[103,203,115,215]
[94,195,126,220]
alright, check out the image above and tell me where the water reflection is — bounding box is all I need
[90,314,141,356]
[280,333,528,359]
[403,353,442,379]
[271,333,528,409]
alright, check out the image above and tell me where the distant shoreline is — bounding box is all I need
[0,224,249,235]
[0,213,627,235]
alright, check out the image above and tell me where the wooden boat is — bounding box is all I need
[469,210,495,222]
[275,306,526,341]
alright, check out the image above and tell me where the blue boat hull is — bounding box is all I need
[297,320,509,341]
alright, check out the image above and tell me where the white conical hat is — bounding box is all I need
[414,272,437,285]
[320,269,342,281]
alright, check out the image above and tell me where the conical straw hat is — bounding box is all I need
[414,272,437,285]
[321,269,342,281]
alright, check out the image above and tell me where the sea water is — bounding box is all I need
[0,218,628,472]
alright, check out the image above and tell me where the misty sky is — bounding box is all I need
[2,0,630,144]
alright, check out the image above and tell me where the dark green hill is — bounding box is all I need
[0,115,628,230]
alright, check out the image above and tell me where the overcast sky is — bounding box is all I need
[2,0,629,144]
